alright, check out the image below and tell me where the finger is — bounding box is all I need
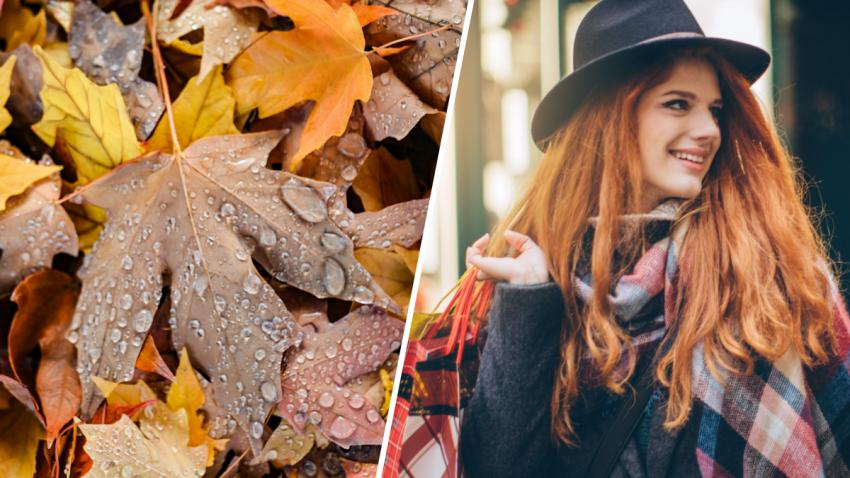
[468,255,521,283]
[471,233,490,250]
[504,230,539,254]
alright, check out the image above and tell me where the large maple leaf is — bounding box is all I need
[225,0,372,168]
[279,305,403,447]
[69,131,398,444]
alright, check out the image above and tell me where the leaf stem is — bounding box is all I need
[222,447,251,477]
[368,24,453,56]
[141,0,182,155]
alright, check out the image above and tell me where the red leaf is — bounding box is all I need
[135,334,177,382]
[9,270,81,444]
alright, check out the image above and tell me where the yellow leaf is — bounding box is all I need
[31,45,144,187]
[156,0,260,83]
[168,38,205,57]
[148,65,240,154]
[92,375,157,407]
[380,368,392,417]
[0,55,15,133]
[63,201,105,254]
[258,419,316,466]
[0,154,61,211]
[0,0,46,52]
[226,0,371,168]
[392,244,420,275]
[43,41,72,69]
[0,398,45,478]
[352,147,422,212]
[80,406,208,478]
[354,248,413,315]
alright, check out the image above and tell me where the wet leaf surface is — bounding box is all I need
[0,44,44,127]
[157,0,262,84]
[337,198,427,251]
[69,0,165,141]
[363,67,437,141]
[0,155,78,293]
[279,305,403,447]
[70,131,397,445]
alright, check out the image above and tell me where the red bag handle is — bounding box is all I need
[426,267,494,364]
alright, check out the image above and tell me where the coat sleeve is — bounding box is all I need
[460,281,566,478]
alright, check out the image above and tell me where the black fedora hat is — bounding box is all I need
[531,0,771,150]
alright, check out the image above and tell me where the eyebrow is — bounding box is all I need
[661,90,723,105]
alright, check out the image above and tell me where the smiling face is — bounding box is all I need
[636,58,723,211]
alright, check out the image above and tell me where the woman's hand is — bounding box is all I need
[466,230,550,285]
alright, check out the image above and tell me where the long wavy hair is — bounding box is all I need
[485,46,840,445]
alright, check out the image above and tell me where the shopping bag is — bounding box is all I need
[383,268,493,478]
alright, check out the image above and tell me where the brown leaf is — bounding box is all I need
[419,111,446,146]
[0,375,44,425]
[351,147,422,212]
[69,0,165,141]
[337,198,428,251]
[363,68,437,142]
[70,131,398,448]
[276,286,331,333]
[250,100,315,171]
[0,155,78,294]
[342,458,378,478]
[0,44,43,126]
[135,334,177,382]
[364,0,466,110]
[9,269,81,444]
[279,305,403,446]
[295,103,370,209]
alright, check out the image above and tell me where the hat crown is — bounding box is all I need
[574,0,704,70]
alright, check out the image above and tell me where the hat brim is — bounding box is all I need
[531,37,771,150]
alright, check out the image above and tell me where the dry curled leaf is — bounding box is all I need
[79,406,208,478]
[135,334,177,383]
[0,155,78,293]
[69,0,165,141]
[157,0,262,84]
[9,269,81,444]
[337,198,428,251]
[279,305,403,447]
[69,131,397,447]
[363,68,437,142]
[225,0,371,167]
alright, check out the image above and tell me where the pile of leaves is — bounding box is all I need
[0,0,464,473]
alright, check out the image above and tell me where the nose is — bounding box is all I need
[689,107,721,143]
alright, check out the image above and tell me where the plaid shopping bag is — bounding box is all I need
[383,268,493,478]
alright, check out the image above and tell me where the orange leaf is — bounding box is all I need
[135,335,177,383]
[9,269,80,444]
[351,4,395,27]
[90,400,157,425]
[226,0,371,168]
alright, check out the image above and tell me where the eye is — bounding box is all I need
[710,106,723,119]
[664,99,689,111]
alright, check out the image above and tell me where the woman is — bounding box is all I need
[460,0,850,477]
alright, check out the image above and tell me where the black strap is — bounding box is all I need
[582,352,659,478]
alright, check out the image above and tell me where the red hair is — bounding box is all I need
[486,47,839,444]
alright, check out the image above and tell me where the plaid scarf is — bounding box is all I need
[574,199,850,477]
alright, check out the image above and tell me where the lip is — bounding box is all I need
[669,148,709,157]
[670,152,705,172]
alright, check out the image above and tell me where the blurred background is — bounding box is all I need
[415,0,850,311]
